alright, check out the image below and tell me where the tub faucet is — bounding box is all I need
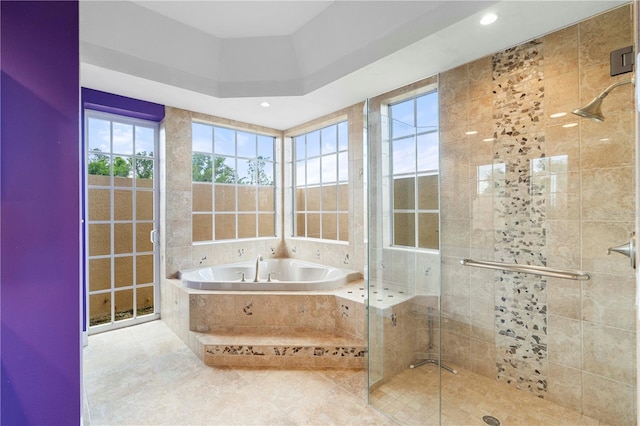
[253,255,263,282]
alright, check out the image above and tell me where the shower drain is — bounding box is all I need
[482,415,501,426]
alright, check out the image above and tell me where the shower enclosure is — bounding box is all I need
[367,4,637,425]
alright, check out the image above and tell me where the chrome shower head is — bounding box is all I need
[572,77,634,122]
[572,96,605,122]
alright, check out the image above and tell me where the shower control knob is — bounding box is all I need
[607,232,636,269]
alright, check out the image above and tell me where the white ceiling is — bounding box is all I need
[80,1,628,130]
[131,1,336,38]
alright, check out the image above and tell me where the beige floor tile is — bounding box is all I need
[372,362,612,426]
[83,320,389,426]
[85,320,613,426]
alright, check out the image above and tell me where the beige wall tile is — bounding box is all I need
[469,297,494,342]
[546,363,582,412]
[439,64,468,105]
[582,372,636,425]
[546,220,581,269]
[547,277,581,320]
[545,72,579,121]
[583,322,635,384]
[467,56,492,100]
[469,221,494,252]
[166,190,192,221]
[546,171,581,221]
[440,219,470,258]
[546,124,580,172]
[548,314,582,369]
[467,267,494,301]
[441,330,470,370]
[579,63,635,113]
[543,25,578,78]
[468,96,493,127]
[578,4,632,69]
[583,273,636,331]
[441,295,470,337]
[165,220,191,247]
[582,221,636,276]
[440,101,469,133]
[582,167,635,221]
[469,338,496,378]
[441,255,470,298]
[581,112,634,171]
[165,247,192,278]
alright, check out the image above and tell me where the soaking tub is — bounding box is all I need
[180,258,361,291]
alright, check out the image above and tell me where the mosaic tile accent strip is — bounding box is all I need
[492,39,548,398]
[204,343,366,368]
[205,345,366,358]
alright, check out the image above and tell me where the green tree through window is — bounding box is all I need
[88,149,154,179]
[191,122,276,241]
[88,150,110,176]
[192,154,239,183]
[241,156,273,185]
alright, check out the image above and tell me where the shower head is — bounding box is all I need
[572,77,634,122]
[572,96,605,122]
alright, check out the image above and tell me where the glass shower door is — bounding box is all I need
[436,5,636,425]
[366,80,443,425]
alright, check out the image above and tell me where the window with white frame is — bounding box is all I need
[293,121,349,241]
[389,91,439,249]
[85,110,159,328]
[191,122,276,241]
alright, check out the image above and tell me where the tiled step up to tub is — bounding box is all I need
[191,327,365,369]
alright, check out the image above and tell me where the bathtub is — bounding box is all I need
[180,258,361,291]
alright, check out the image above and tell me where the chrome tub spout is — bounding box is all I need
[253,255,263,282]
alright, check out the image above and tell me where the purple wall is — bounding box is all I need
[82,87,165,122]
[1,2,81,424]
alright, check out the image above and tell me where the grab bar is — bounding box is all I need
[460,258,591,281]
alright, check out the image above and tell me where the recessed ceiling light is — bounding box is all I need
[465,130,478,135]
[260,101,270,108]
[550,112,567,118]
[562,122,578,128]
[483,138,495,142]
[480,13,498,25]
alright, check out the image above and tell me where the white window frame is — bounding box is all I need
[191,121,278,242]
[388,90,440,251]
[292,120,349,242]
[84,109,161,333]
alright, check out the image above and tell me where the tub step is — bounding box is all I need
[192,327,365,369]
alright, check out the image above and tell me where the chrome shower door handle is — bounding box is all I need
[150,229,159,245]
[607,232,636,269]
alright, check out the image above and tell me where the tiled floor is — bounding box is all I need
[82,320,391,426]
[84,320,610,426]
[371,366,610,426]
